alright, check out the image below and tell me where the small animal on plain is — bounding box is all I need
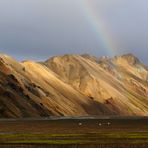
[98,123,102,126]
[78,122,82,126]
[107,122,111,125]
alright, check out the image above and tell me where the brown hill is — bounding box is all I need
[0,53,148,118]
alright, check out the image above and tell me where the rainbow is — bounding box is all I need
[80,0,118,56]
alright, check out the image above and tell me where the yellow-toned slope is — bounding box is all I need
[0,54,114,118]
[0,53,148,117]
[46,54,148,116]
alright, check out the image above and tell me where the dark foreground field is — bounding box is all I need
[0,117,148,148]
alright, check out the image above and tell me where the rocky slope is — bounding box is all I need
[0,53,148,118]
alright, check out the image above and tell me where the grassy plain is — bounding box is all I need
[0,117,147,147]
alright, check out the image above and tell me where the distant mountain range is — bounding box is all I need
[0,53,148,118]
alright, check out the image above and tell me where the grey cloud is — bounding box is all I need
[0,0,147,64]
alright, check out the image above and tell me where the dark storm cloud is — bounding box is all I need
[0,0,148,64]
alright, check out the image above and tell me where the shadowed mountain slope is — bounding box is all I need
[0,53,148,118]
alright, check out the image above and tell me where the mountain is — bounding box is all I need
[0,53,148,118]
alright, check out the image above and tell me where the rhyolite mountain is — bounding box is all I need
[0,53,148,118]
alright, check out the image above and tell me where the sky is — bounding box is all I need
[0,0,148,64]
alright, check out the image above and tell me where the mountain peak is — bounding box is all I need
[114,53,140,65]
[81,53,97,62]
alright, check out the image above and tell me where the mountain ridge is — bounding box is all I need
[0,53,147,118]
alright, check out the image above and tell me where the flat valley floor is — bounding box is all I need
[0,117,147,148]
